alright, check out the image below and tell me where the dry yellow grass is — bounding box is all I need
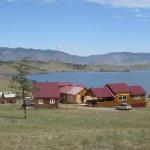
[0,77,12,91]
[0,105,150,150]
[0,64,15,74]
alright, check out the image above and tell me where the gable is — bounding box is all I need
[89,87,113,98]
[106,83,130,94]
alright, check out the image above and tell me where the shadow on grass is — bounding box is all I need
[0,114,24,120]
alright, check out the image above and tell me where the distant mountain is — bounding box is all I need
[0,47,150,65]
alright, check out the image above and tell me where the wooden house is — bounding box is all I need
[60,85,87,104]
[33,82,60,109]
[105,83,147,107]
[86,83,147,107]
[85,87,114,107]
[128,85,147,107]
[105,83,131,106]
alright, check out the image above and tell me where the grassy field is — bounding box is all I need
[0,105,150,150]
[0,77,11,91]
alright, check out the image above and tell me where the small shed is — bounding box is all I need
[3,91,16,104]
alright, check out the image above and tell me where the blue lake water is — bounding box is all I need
[27,71,150,94]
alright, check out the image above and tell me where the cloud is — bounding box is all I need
[84,0,150,8]
[56,43,79,51]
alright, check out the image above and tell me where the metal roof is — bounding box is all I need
[33,82,60,98]
[106,83,130,93]
[91,87,113,98]
[128,85,146,95]
[60,85,84,95]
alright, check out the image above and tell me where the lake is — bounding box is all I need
[27,71,150,94]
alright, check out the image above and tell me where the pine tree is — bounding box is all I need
[11,57,33,119]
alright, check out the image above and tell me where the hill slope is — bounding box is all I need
[0,47,150,65]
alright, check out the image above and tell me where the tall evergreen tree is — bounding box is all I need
[11,57,33,119]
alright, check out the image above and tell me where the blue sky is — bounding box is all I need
[0,0,150,56]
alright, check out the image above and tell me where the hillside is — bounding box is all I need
[1,47,150,65]
[1,60,150,76]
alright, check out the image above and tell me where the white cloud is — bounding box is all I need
[56,43,79,51]
[84,0,150,8]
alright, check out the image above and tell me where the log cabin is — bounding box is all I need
[85,87,114,107]
[105,83,131,106]
[60,85,87,104]
[128,85,147,107]
[33,82,60,109]
[86,83,147,107]
[105,83,147,107]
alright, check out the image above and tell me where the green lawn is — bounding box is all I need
[0,105,150,150]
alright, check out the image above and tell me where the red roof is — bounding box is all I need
[128,85,146,95]
[58,82,72,87]
[91,87,113,98]
[33,82,60,98]
[106,83,130,94]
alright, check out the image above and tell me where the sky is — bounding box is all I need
[0,0,150,56]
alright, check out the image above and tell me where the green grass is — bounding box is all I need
[0,105,150,150]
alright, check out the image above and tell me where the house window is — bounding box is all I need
[118,96,127,101]
[38,99,44,104]
[134,96,141,100]
[50,99,55,104]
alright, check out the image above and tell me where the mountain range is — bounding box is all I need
[0,47,150,65]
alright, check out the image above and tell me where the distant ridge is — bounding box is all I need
[0,47,150,65]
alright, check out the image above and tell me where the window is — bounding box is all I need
[134,96,141,100]
[38,99,44,104]
[118,96,127,101]
[50,99,55,104]
[97,98,104,102]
